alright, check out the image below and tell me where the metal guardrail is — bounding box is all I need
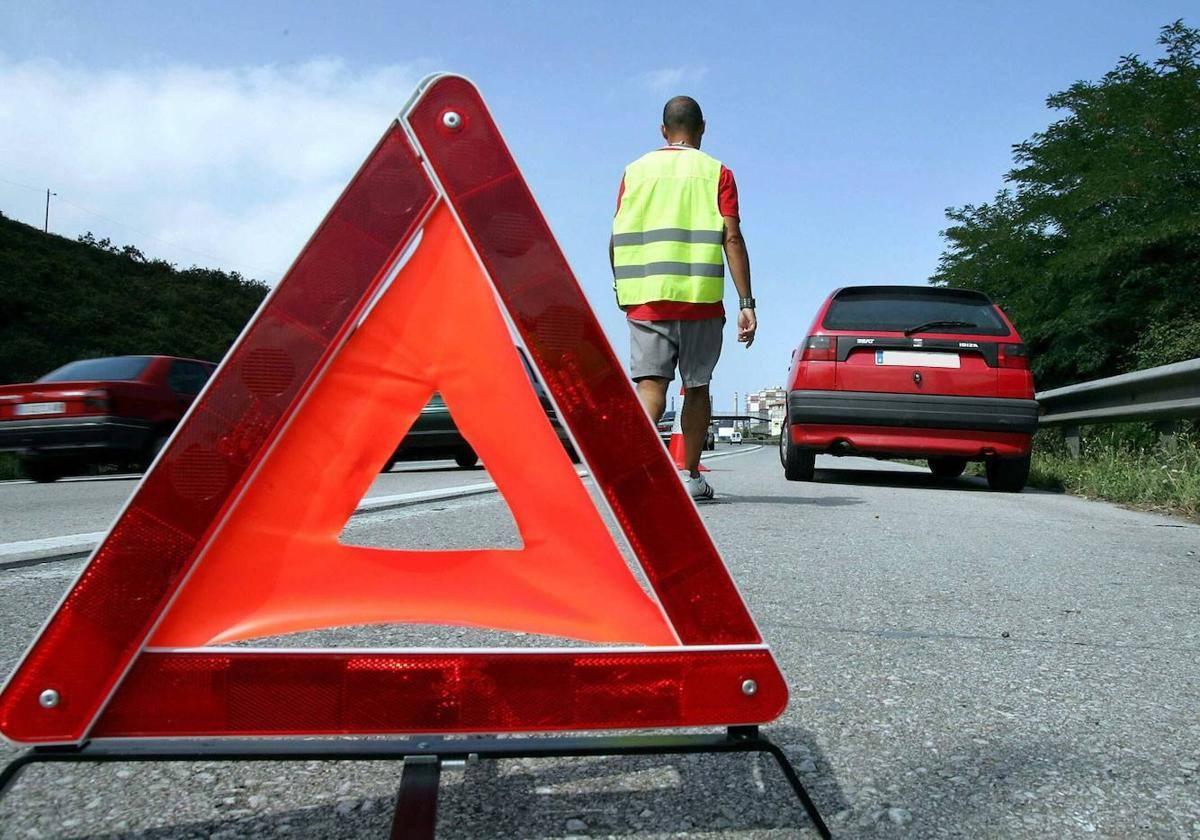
[1036,357,1200,455]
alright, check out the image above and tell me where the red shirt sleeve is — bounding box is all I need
[718,165,739,219]
[615,175,626,215]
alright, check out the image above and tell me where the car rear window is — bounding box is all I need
[38,356,152,382]
[822,288,1010,336]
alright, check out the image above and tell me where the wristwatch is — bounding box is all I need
[738,296,756,310]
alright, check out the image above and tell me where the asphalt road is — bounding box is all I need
[0,446,1197,838]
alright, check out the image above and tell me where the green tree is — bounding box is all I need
[934,20,1200,387]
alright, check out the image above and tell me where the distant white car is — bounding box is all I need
[731,431,743,445]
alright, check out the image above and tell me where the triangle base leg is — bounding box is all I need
[743,727,833,839]
[392,755,440,839]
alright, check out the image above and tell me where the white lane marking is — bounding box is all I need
[702,444,763,461]
[355,482,498,512]
[0,532,107,558]
[1,447,762,565]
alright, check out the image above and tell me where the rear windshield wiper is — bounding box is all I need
[903,320,977,336]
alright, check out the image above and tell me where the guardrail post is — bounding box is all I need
[1153,420,1178,454]
[1063,425,1082,459]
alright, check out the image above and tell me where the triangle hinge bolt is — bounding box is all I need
[38,689,60,709]
[741,679,758,696]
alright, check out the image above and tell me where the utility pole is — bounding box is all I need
[44,188,56,233]
[733,392,738,418]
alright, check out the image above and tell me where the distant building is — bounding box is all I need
[746,386,787,436]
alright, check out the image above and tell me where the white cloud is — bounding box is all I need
[639,65,708,94]
[0,57,423,282]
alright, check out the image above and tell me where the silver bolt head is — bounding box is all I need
[741,679,758,696]
[442,111,463,130]
[38,689,60,709]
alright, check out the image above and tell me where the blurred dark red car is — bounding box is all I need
[0,355,215,482]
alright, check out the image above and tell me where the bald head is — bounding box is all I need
[661,96,705,147]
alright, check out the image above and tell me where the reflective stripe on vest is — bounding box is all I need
[612,148,725,307]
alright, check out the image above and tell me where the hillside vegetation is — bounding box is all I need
[0,213,267,384]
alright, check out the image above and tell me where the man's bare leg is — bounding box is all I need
[635,376,669,424]
[681,384,710,478]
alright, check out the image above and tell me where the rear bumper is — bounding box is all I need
[788,390,1039,435]
[0,416,154,455]
[787,390,1036,458]
[790,424,1031,458]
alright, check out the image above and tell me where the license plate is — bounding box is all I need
[15,402,66,416]
[875,350,960,368]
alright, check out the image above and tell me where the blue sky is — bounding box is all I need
[0,1,1188,413]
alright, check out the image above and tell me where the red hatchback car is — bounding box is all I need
[0,355,215,482]
[780,285,1038,491]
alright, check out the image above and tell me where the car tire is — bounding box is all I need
[780,421,816,481]
[454,448,479,469]
[19,455,69,483]
[928,456,967,479]
[141,433,171,471]
[986,454,1030,492]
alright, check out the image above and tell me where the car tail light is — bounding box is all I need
[800,335,836,362]
[998,343,1028,369]
[83,389,111,412]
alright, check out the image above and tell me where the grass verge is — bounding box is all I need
[1021,424,1199,520]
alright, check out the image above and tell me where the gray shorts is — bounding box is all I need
[629,317,724,387]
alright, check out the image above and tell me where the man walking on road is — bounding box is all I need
[611,95,756,499]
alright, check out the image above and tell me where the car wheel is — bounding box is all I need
[454,448,480,469]
[19,455,69,483]
[141,433,171,471]
[780,421,816,482]
[928,456,967,479]
[986,454,1030,492]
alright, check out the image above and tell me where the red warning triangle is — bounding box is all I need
[148,205,676,649]
[0,75,786,745]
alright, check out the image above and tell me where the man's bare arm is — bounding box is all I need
[723,216,756,347]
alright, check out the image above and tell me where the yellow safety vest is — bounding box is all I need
[612,147,726,307]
